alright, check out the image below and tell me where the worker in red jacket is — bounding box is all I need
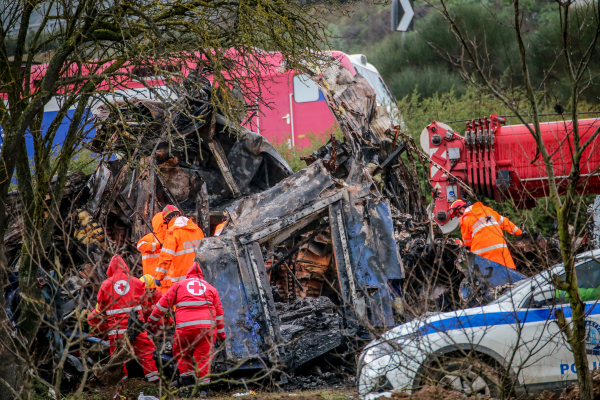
[88,255,159,383]
[449,200,523,270]
[139,274,172,336]
[148,261,225,389]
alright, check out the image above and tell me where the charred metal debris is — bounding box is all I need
[4,60,473,384]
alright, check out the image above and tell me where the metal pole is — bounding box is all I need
[289,93,295,147]
[256,97,259,132]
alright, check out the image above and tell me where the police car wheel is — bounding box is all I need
[426,358,502,398]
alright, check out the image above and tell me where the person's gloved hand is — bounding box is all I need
[155,280,161,287]
[521,230,529,239]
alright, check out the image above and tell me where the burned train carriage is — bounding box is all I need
[85,59,420,372]
[197,160,404,370]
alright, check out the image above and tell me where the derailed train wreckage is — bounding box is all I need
[3,60,466,386]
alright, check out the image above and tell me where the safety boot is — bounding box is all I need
[170,375,194,388]
[176,376,196,398]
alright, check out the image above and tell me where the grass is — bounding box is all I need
[272,125,343,173]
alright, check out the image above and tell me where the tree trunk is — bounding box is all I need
[0,252,22,400]
[571,315,593,400]
[0,345,21,400]
[558,201,593,400]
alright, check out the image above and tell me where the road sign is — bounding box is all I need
[391,0,415,32]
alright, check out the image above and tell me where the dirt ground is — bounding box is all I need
[384,386,491,400]
[211,391,358,400]
[79,378,358,400]
[72,373,600,400]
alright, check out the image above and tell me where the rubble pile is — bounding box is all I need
[277,297,343,369]
[278,367,355,392]
[2,58,474,389]
[4,171,90,264]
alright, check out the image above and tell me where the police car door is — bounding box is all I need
[543,259,600,387]
[512,274,565,392]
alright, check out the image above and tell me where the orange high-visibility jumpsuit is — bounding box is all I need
[155,216,204,294]
[214,221,226,236]
[460,202,522,270]
[136,213,167,277]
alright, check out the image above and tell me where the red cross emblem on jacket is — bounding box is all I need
[86,254,159,382]
[149,262,225,336]
[148,262,225,383]
[187,280,206,296]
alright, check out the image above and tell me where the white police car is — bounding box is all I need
[357,249,600,399]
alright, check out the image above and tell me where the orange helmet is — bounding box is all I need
[448,200,468,219]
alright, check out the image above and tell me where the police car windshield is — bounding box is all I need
[490,264,563,305]
[490,258,599,306]
[488,277,535,305]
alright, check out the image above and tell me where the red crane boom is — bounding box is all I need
[421,115,600,233]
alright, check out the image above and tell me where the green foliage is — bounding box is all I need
[66,148,100,175]
[273,125,343,172]
[365,1,519,99]
[326,1,600,104]
[486,195,595,240]
[528,7,600,104]
[397,88,512,140]
[30,379,55,400]
[9,148,99,192]
[387,66,467,100]
[324,2,391,54]
[398,87,600,142]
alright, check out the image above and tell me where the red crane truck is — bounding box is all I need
[421,115,600,233]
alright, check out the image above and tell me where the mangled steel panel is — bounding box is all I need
[308,59,393,154]
[227,161,335,235]
[87,164,112,215]
[244,242,282,351]
[194,239,283,366]
[196,235,264,363]
[197,161,338,366]
[196,158,405,369]
[219,115,292,193]
[90,80,293,210]
[329,199,358,307]
[331,162,403,327]
[342,198,402,327]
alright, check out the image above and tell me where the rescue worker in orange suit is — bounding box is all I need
[449,200,524,270]
[214,219,227,236]
[155,205,204,294]
[148,261,225,390]
[139,275,172,335]
[87,255,159,383]
[137,212,167,278]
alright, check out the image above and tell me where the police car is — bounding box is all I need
[357,249,600,399]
